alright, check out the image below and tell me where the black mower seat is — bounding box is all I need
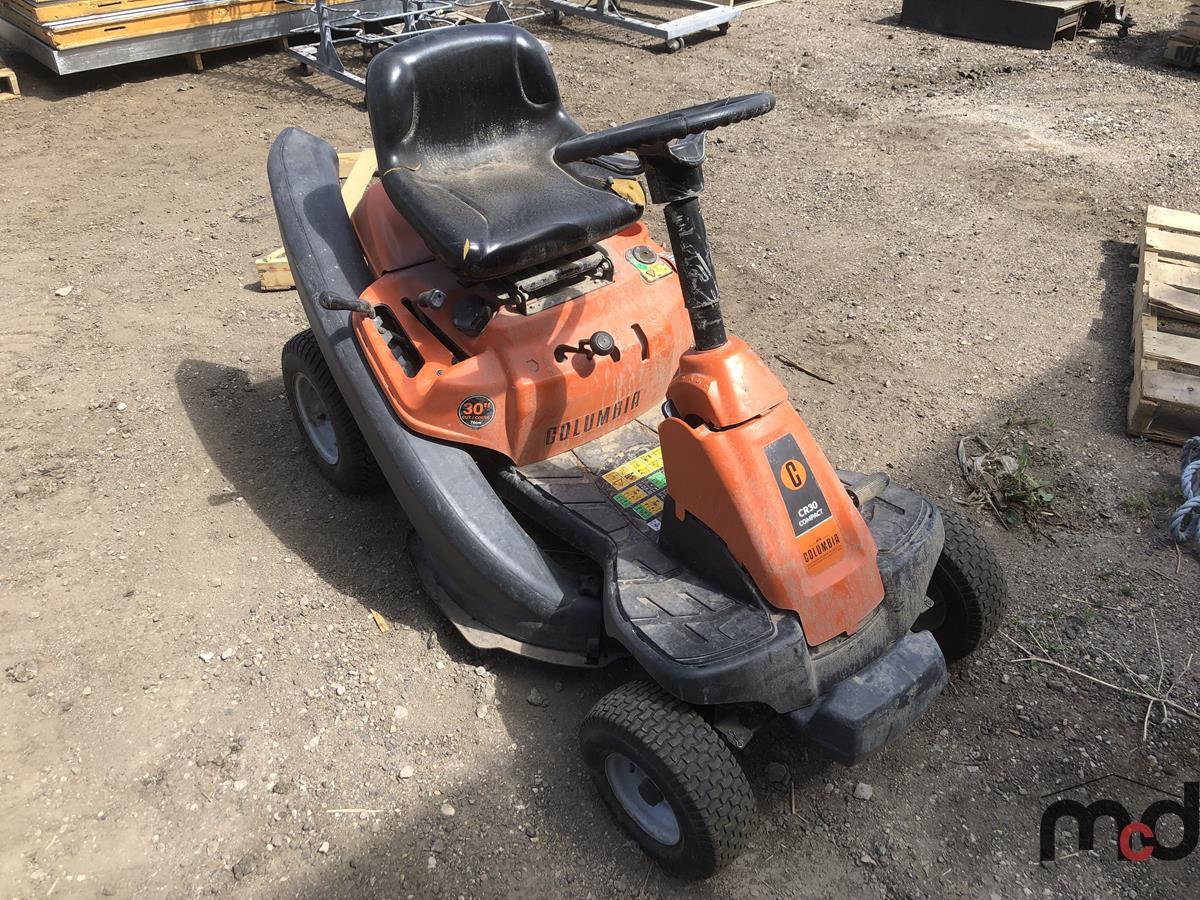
[365,25,642,282]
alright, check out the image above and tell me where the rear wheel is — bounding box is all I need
[282,330,383,495]
[581,681,753,879]
[915,508,1007,661]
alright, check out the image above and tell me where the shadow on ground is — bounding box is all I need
[1094,28,1200,79]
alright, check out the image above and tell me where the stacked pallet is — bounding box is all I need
[1128,206,1200,445]
[0,53,19,98]
[1165,2,1200,68]
[0,0,306,50]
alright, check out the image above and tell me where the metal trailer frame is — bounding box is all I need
[0,0,396,74]
[285,0,545,90]
[541,0,739,52]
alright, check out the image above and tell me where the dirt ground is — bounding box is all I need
[2,1,1199,897]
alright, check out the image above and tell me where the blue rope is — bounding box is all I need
[1171,437,1200,553]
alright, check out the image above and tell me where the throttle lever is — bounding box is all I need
[318,291,374,316]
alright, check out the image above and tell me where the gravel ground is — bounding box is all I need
[2,1,1199,897]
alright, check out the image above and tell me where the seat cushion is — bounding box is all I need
[366,25,641,282]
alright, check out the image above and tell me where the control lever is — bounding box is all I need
[417,288,446,310]
[555,331,620,362]
[317,291,374,316]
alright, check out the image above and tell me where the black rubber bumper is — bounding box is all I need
[267,127,606,658]
[787,629,948,765]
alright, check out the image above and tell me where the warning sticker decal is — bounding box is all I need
[601,446,668,531]
[625,248,673,284]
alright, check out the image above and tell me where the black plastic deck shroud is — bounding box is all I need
[268,127,604,655]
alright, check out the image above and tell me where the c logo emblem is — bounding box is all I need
[780,459,807,491]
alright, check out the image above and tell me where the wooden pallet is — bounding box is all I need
[0,60,18,100]
[1164,3,1200,68]
[1128,205,1200,444]
[255,149,376,292]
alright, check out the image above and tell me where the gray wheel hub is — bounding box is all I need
[293,373,339,465]
[604,752,681,846]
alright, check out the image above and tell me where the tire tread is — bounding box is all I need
[930,508,1007,660]
[581,680,753,877]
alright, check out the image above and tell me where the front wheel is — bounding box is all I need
[581,681,754,879]
[915,508,1008,661]
[282,330,383,495]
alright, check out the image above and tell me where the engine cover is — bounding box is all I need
[350,185,692,465]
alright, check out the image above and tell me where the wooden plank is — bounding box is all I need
[1147,204,1200,237]
[339,148,377,211]
[1148,255,1200,294]
[1143,226,1200,265]
[1146,281,1200,324]
[6,0,207,24]
[1132,248,1152,341]
[1129,369,1200,445]
[0,65,18,100]
[1137,367,1200,410]
[337,151,361,179]
[254,246,293,292]
[1127,368,1156,437]
[1142,328,1200,372]
[256,149,375,292]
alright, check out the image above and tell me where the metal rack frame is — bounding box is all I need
[542,0,739,52]
[285,0,544,90]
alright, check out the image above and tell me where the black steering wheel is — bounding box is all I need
[554,92,776,166]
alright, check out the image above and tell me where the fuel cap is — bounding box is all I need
[631,245,658,265]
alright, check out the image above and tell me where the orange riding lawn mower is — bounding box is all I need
[266,24,1007,879]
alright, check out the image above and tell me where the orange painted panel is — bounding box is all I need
[354,221,692,466]
[660,343,884,645]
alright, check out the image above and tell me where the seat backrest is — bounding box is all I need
[366,25,582,175]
